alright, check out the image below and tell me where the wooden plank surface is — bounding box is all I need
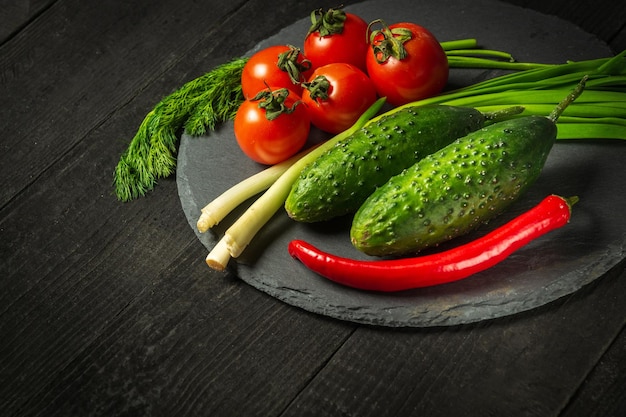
[0,0,56,44]
[1,0,624,416]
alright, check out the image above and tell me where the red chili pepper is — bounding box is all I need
[288,194,578,292]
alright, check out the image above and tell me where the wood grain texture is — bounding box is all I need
[562,323,626,417]
[1,0,624,416]
[280,262,626,417]
[0,0,56,44]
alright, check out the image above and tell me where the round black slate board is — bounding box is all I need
[177,0,625,327]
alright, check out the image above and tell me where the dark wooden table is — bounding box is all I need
[2,0,625,416]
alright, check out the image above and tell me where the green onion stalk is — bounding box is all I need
[203,50,626,270]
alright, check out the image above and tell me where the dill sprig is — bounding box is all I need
[113,57,248,202]
[184,58,249,135]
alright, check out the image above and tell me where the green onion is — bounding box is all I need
[447,56,550,71]
[555,123,626,140]
[442,38,550,70]
[440,39,479,50]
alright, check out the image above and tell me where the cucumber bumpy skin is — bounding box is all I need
[285,105,492,223]
[350,115,557,257]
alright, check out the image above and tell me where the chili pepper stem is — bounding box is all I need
[565,195,580,209]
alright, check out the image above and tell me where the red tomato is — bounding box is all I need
[366,22,448,106]
[234,88,310,165]
[303,10,369,72]
[302,63,377,134]
[241,45,311,99]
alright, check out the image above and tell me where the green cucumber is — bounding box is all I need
[285,105,521,222]
[350,80,586,256]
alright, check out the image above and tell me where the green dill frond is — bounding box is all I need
[113,57,248,201]
[184,57,247,135]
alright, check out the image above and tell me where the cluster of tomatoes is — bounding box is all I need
[234,8,449,165]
